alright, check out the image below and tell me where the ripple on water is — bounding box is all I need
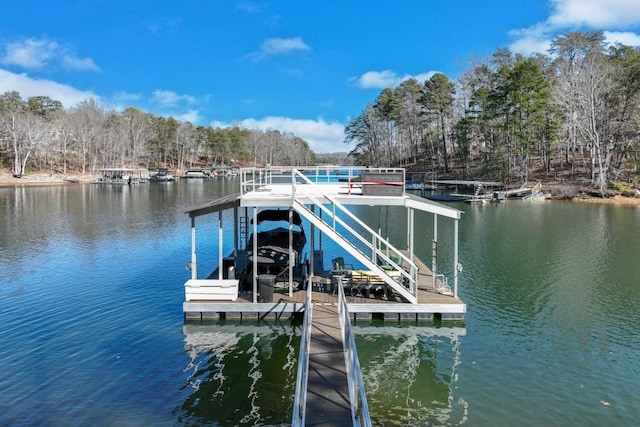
[2,184,640,426]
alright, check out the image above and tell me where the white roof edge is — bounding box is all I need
[405,193,463,219]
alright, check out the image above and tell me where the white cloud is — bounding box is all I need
[262,37,310,55]
[61,54,99,71]
[144,17,183,35]
[549,0,640,28]
[107,91,144,112]
[356,70,399,89]
[604,31,640,46]
[151,89,196,106]
[148,90,201,124]
[352,70,436,89]
[0,68,98,107]
[175,109,201,124]
[212,116,349,153]
[508,24,554,55]
[236,1,262,13]
[509,0,640,55]
[249,37,310,61]
[2,38,55,69]
[1,37,99,71]
[113,91,142,102]
[509,37,552,56]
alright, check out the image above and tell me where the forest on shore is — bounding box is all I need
[0,96,317,178]
[1,31,639,198]
[345,31,640,198]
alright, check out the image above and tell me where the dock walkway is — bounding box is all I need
[305,303,352,426]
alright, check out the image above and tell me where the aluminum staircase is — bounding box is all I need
[291,171,419,304]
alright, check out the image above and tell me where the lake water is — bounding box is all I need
[1,180,639,426]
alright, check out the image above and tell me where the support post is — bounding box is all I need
[233,206,238,258]
[406,208,411,250]
[253,206,258,303]
[432,214,438,290]
[454,219,459,298]
[190,216,197,279]
[289,207,294,297]
[409,208,415,258]
[310,205,315,277]
[319,209,323,253]
[409,208,415,296]
[218,211,223,280]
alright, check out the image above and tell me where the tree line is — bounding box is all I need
[346,31,640,193]
[3,30,639,193]
[0,94,315,177]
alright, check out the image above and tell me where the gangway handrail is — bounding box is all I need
[293,169,418,296]
[337,278,372,426]
[292,280,313,426]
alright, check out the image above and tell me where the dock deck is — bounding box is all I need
[184,253,465,322]
[184,283,465,321]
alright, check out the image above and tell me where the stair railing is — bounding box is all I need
[292,169,419,298]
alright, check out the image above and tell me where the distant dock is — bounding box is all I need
[407,177,537,202]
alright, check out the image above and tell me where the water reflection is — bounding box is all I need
[354,324,467,425]
[178,322,300,426]
[3,181,639,426]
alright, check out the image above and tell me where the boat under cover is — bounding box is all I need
[241,209,307,288]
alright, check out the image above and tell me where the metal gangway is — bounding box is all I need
[292,282,371,426]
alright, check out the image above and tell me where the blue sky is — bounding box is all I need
[1,1,640,153]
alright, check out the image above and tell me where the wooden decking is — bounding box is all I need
[185,249,465,321]
[184,276,465,322]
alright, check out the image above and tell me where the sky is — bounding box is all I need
[1,1,640,153]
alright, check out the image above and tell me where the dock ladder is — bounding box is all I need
[238,215,249,249]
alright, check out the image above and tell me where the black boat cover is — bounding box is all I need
[252,209,303,226]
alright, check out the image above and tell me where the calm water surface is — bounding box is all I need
[1,181,639,426]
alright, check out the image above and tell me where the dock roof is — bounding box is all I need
[185,193,240,218]
[185,167,462,220]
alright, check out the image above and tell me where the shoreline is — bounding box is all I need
[0,174,95,186]
[3,173,639,206]
[562,194,640,205]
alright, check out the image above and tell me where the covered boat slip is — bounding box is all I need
[93,167,150,184]
[183,166,465,321]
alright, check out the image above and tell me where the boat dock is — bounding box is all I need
[414,178,538,202]
[182,166,465,321]
[93,167,150,184]
[181,166,466,424]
